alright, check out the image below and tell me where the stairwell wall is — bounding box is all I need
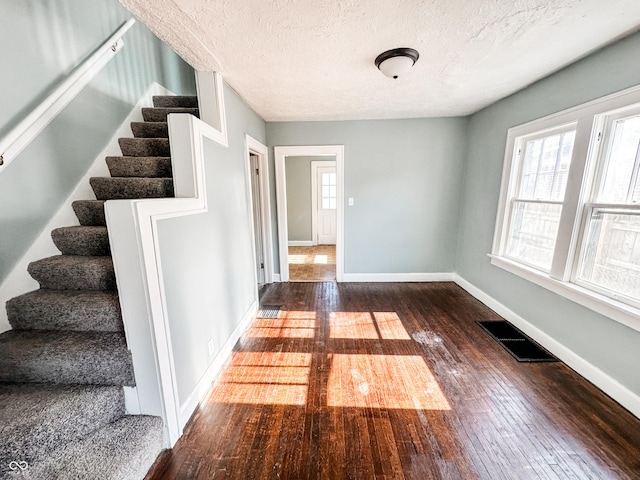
[155,85,266,407]
[0,0,195,287]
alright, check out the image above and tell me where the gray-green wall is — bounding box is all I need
[267,118,468,274]
[156,85,266,405]
[455,32,640,396]
[0,0,195,283]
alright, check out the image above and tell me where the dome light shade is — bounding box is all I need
[375,48,419,79]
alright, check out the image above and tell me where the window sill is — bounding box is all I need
[488,254,640,333]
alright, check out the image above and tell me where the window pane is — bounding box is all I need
[322,198,330,209]
[578,210,640,301]
[599,115,640,204]
[519,131,575,201]
[329,198,336,209]
[506,201,562,271]
[322,186,330,198]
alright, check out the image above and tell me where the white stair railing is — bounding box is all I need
[0,18,136,172]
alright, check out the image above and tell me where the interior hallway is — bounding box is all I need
[146,282,640,479]
[288,245,336,282]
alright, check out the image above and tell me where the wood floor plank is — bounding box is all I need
[146,282,640,480]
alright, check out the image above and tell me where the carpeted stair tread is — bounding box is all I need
[7,415,163,480]
[0,383,124,472]
[51,226,110,256]
[131,121,168,138]
[72,200,106,226]
[142,107,199,122]
[153,95,198,108]
[28,255,115,291]
[106,156,172,178]
[118,137,170,157]
[0,330,134,386]
[90,177,174,200]
[7,290,122,332]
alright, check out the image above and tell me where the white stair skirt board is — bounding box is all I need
[342,273,455,282]
[453,274,640,420]
[0,82,174,335]
[178,300,257,428]
[288,241,314,247]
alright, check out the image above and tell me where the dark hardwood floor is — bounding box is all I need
[146,282,640,479]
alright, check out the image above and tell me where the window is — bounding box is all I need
[321,172,337,210]
[492,85,640,330]
[505,126,576,271]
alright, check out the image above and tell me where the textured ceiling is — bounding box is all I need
[120,0,640,121]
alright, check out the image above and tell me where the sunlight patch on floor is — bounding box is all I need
[327,354,451,410]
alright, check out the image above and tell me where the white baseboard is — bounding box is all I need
[0,82,172,334]
[342,272,454,283]
[178,300,257,430]
[288,240,314,247]
[453,274,640,419]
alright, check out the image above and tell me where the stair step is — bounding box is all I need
[28,255,115,290]
[118,137,170,157]
[142,107,199,122]
[106,156,172,178]
[14,415,163,480]
[153,95,198,108]
[7,290,122,332]
[0,383,124,472]
[131,121,168,138]
[72,200,106,226]
[52,226,110,256]
[0,330,134,386]
[90,177,174,201]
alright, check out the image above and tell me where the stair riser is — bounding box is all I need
[52,227,110,256]
[153,95,198,108]
[7,291,123,332]
[119,138,170,157]
[131,122,168,138]
[0,332,135,386]
[72,200,106,226]
[106,157,172,178]
[142,107,199,122]
[28,257,116,291]
[90,178,174,201]
[0,385,124,467]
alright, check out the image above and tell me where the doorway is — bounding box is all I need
[245,135,273,294]
[274,145,344,283]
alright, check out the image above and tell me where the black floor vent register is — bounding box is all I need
[256,305,282,319]
[477,321,557,362]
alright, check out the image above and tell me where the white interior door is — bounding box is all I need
[316,165,337,245]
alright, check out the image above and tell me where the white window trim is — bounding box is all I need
[492,84,640,333]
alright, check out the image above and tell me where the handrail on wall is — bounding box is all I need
[0,18,136,172]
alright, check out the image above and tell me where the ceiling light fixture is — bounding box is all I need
[375,48,419,79]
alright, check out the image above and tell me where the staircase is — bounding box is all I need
[0,96,198,479]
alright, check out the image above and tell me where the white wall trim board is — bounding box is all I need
[342,273,455,283]
[178,300,257,428]
[0,81,171,334]
[288,240,314,247]
[274,145,344,282]
[453,274,640,419]
[195,71,228,147]
[273,274,282,282]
